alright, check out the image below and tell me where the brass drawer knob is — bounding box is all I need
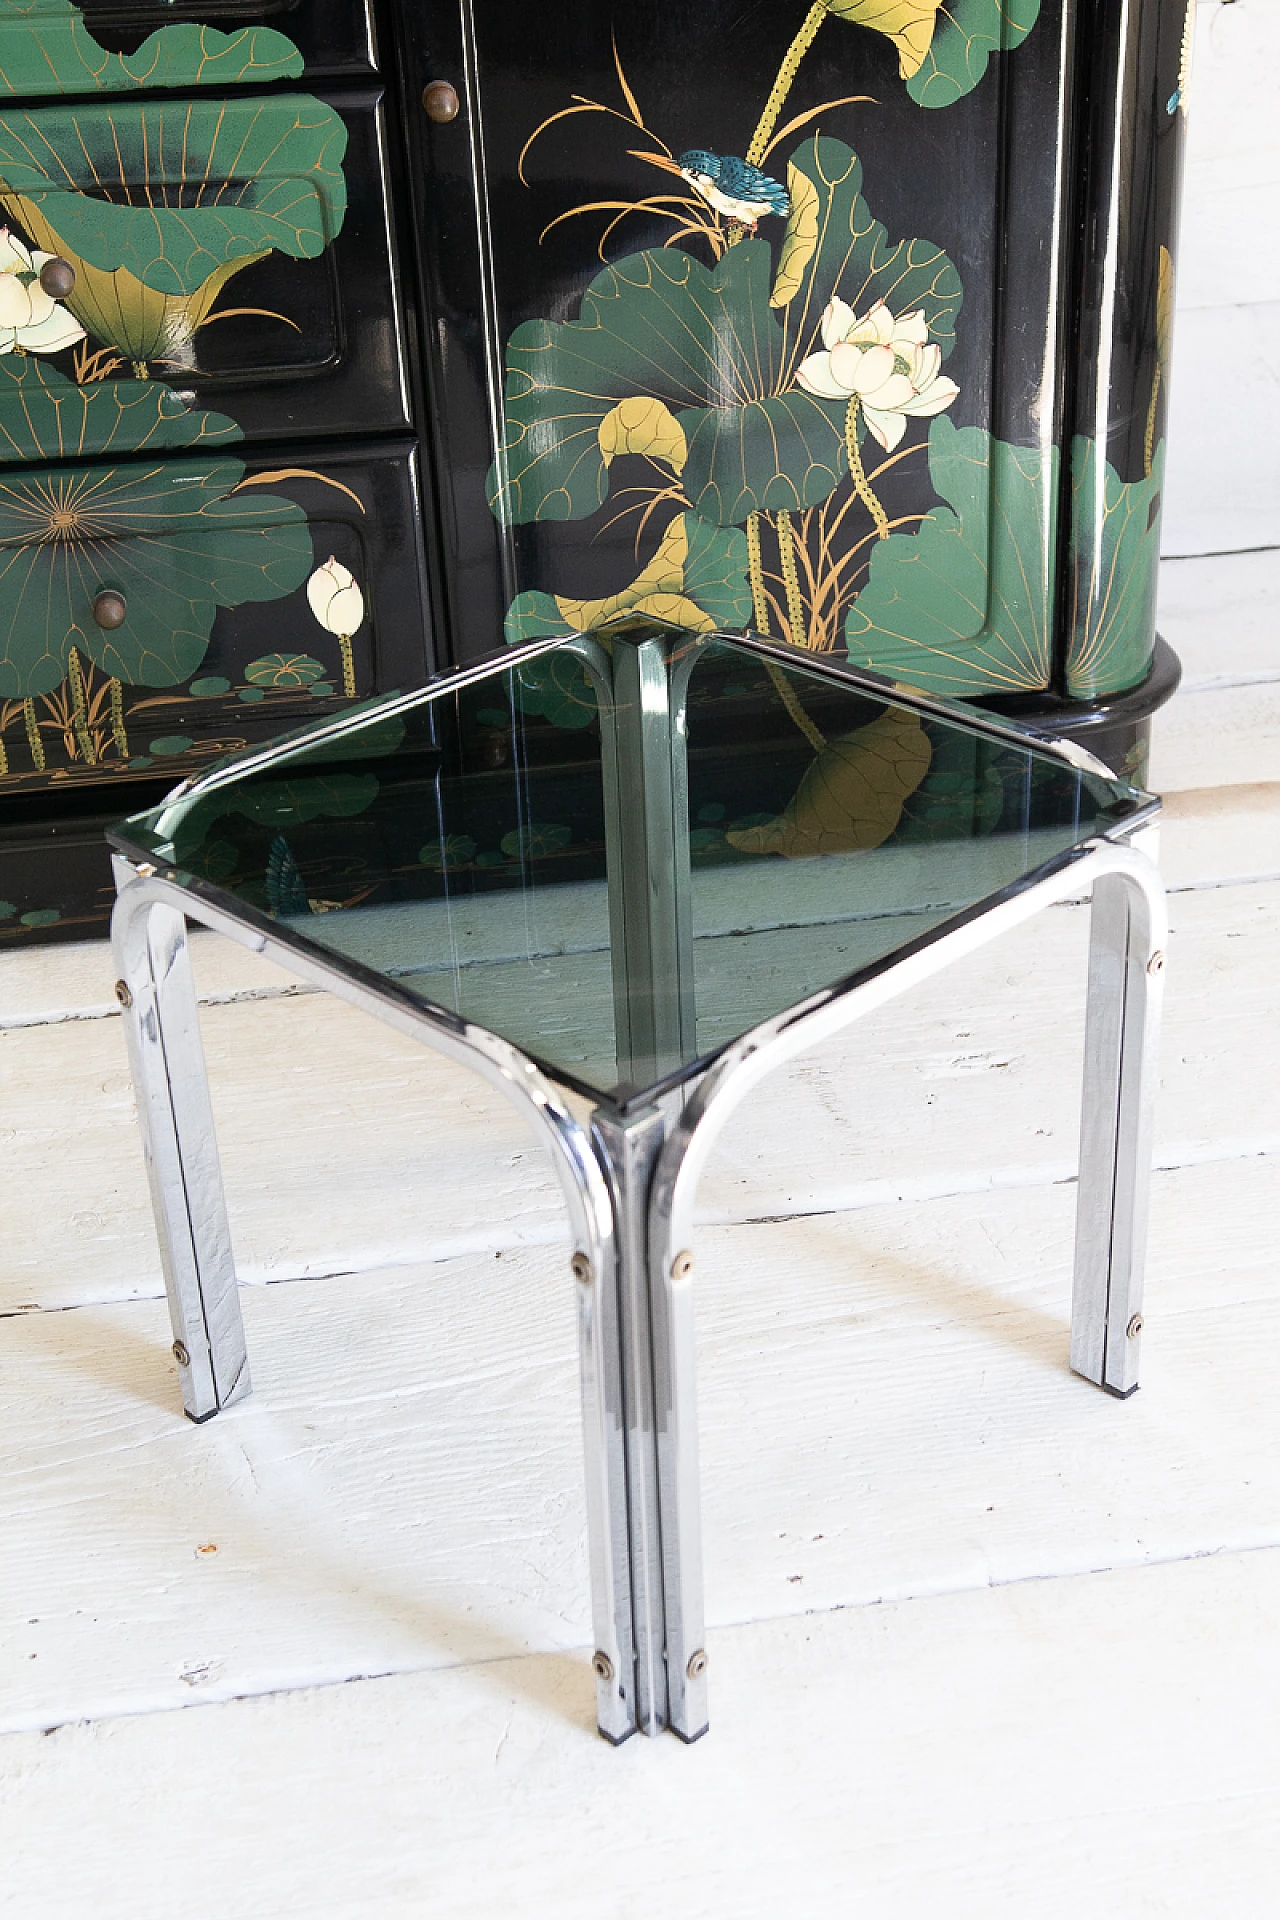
[422,80,460,124]
[38,256,75,299]
[92,589,127,630]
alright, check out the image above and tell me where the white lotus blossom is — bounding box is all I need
[306,556,365,637]
[795,296,958,452]
[0,229,85,357]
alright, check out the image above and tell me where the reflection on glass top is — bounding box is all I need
[113,632,1152,1107]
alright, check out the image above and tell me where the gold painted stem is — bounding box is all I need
[746,510,770,633]
[765,659,826,754]
[846,397,890,539]
[0,735,7,777]
[747,0,827,167]
[68,646,96,765]
[339,633,356,699]
[751,513,824,749]
[726,0,828,248]
[1143,366,1161,480]
[23,697,44,772]
[109,677,129,759]
[775,508,808,648]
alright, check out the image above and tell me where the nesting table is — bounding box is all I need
[109,626,1165,1745]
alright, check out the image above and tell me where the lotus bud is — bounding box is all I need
[307,556,364,637]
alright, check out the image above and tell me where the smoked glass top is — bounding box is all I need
[112,632,1152,1107]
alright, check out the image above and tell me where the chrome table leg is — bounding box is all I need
[591,1104,671,1737]
[110,857,249,1422]
[1070,864,1167,1397]
[110,866,638,1741]
[646,1118,709,1744]
[642,840,1165,1738]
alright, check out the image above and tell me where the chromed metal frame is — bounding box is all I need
[108,627,1165,1748]
[642,834,1166,1740]
[109,854,637,1745]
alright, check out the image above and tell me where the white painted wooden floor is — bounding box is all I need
[2,7,1278,1912]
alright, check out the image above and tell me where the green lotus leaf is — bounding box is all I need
[148,734,193,756]
[681,393,848,524]
[168,770,380,870]
[195,839,239,882]
[0,92,347,296]
[419,834,477,870]
[782,136,962,359]
[0,352,240,465]
[488,139,958,530]
[906,0,1042,107]
[500,612,598,732]
[292,713,406,766]
[891,726,1006,841]
[821,1,945,78]
[845,416,1057,696]
[676,513,752,626]
[1065,436,1164,699]
[244,652,326,689]
[230,772,379,829]
[0,455,312,698]
[500,823,572,859]
[489,243,779,526]
[0,1,303,97]
[770,162,820,309]
[503,512,749,722]
[513,513,749,636]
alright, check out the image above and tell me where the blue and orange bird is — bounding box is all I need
[677,149,790,233]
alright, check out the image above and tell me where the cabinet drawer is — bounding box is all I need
[0,1,376,99]
[0,437,432,808]
[0,86,410,445]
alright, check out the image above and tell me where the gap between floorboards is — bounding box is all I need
[4,858,1278,1034]
[15,1534,1280,1745]
[3,1135,1276,1321]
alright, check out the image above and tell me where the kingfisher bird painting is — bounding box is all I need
[677,149,790,232]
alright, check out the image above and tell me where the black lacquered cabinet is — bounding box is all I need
[0,0,1191,942]
[5,1,380,92]
[0,0,436,938]
[399,0,1190,718]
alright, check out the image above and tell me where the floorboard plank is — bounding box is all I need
[1157,547,1280,683]
[3,1544,1279,1918]
[1162,301,1280,559]
[2,1154,1279,1740]
[1150,681,1280,793]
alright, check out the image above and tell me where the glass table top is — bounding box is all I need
[111,630,1154,1108]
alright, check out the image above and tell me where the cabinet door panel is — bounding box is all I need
[0,438,431,801]
[398,0,1072,690]
[0,1,377,98]
[0,87,410,443]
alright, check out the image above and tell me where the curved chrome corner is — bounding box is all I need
[110,864,636,1744]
